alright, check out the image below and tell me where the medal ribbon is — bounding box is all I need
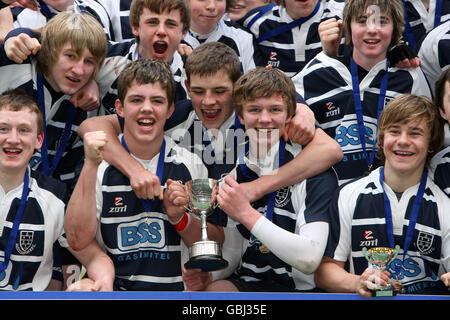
[0,168,30,272]
[379,167,428,267]
[350,57,389,171]
[202,114,242,160]
[121,136,166,213]
[401,0,443,49]
[238,138,286,222]
[256,0,320,43]
[36,73,76,176]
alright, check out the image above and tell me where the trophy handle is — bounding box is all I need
[362,247,372,263]
[392,245,400,261]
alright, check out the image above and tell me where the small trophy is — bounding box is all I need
[362,245,401,297]
[184,179,228,272]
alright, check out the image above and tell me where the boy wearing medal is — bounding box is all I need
[315,94,450,296]
[292,0,432,185]
[0,88,114,291]
[65,58,221,291]
[0,11,108,191]
[183,67,338,292]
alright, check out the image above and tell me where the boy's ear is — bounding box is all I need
[131,24,139,37]
[167,102,175,119]
[439,107,448,121]
[237,114,245,127]
[35,132,44,150]
[115,99,124,117]
[185,79,190,93]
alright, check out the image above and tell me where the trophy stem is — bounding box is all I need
[200,212,208,241]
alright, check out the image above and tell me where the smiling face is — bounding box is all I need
[187,69,235,130]
[189,0,226,34]
[0,108,43,175]
[350,9,393,69]
[439,81,450,124]
[115,80,174,159]
[238,94,290,156]
[132,7,187,63]
[44,42,98,95]
[382,119,430,180]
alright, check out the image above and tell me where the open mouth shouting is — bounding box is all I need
[153,41,168,56]
[137,117,156,129]
[201,108,221,122]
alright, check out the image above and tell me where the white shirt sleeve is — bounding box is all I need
[251,216,328,274]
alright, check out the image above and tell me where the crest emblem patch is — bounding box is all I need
[16,230,36,255]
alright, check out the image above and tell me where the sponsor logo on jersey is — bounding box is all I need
[267,52,280,67]
[16,230,36,255]
[109,197,128,213]
[118,217,166,252]
[360,230,378,247]
[325,102,341,117]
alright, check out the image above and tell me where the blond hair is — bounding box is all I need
[36,11,107,80]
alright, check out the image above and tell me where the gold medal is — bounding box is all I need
[259,243,270,254]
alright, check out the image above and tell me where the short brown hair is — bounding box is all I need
[343,0,404,48]
[376,94,444,165]
[185,42,242,86]
[117,58,176,106]
[36,11,107,80]
[233,67,296,119]
[130,0,190,33]
[434,68,450,118]
[0,88,43,135]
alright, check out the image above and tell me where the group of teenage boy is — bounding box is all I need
[0,0,449,296]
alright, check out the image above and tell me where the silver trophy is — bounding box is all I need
[362,245,401,297]
[184,179,228,272]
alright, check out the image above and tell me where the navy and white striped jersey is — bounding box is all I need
[0,168,68,291]
[93,0,133,43]
[183,19,257,74]
[94,137,208,290]
[96,40,188,115]
[0,56,92,191]
[11,0,111,40]
[238,0,345,77]
[430,145,450,198]
[224,141,337,291]
[417,20,450,93]
[164,100,246,180]
[292,51,432,185]
[325,167,450,295]
[403,0,450,49]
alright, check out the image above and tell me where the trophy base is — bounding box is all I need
[371,289,397,297]
[185,240,228,272]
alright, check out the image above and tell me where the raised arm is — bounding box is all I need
[64,131,107,251]
[78,115,163,200]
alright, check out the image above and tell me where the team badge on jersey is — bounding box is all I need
[416,231,434,254]
[16,230,36,255]
[275,186,291,208]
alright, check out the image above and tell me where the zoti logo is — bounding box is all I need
[325,102,340,117]
[360,230,378,247]
[267,52,280,67]
[109,197,127,213]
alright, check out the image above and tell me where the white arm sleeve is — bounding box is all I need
[251,217,328,274]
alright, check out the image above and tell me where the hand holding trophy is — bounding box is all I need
[184,179,228,272]
[362,245,401,297]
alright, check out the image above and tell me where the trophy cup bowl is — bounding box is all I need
[184,179,228,272]
[362,245,400,297]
